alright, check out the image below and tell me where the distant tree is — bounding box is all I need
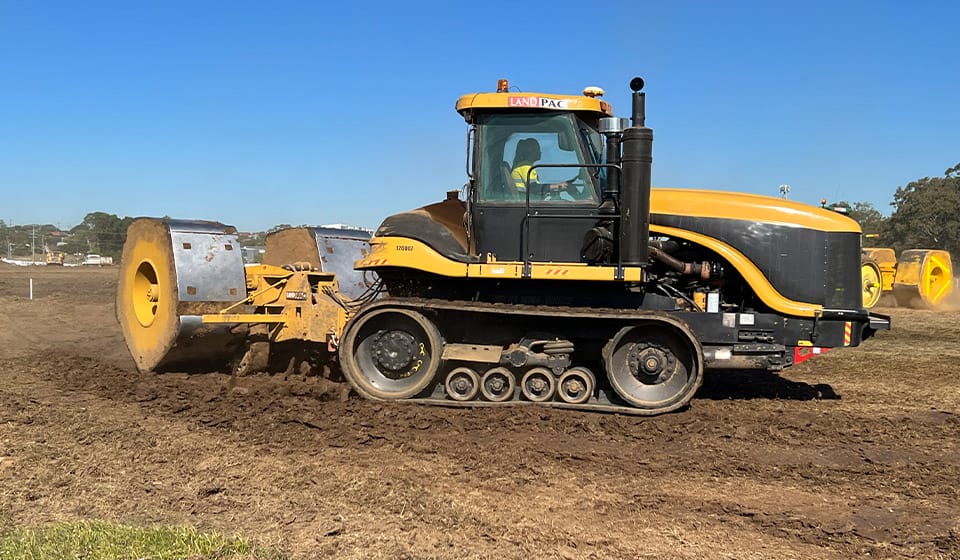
[882,163,960,255]
[829,200,886,236]
[849,201,886,236]
[59,235,89,256]
[69,211,131,259]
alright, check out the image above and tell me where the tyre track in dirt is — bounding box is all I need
[5,346,959,558]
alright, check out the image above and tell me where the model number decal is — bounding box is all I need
[396,245,414,252]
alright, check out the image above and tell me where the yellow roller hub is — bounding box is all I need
[116,218,181,372]
[860,259,883,308]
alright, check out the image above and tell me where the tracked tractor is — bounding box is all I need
[117,77,890,415]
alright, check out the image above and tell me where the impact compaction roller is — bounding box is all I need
[117,219,249,372]
[117,218,373,374]
[891,249,953,308]
[861,247,953,309]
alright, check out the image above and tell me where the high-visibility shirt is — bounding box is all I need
[512,165,538,190]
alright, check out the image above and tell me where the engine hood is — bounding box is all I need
[650,188,861,233]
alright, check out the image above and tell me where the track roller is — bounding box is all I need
[480,367,516,402]
[445,367,480,401]
[557,367,596,404]
[520,367,556,402]
[339,307,443,400]
[603,318,703,414]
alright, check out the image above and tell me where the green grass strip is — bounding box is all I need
[0,520,285,560]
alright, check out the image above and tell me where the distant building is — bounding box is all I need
[321,223,373,233]
[241,246,265,264]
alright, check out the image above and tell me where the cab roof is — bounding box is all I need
[456,89,615,120]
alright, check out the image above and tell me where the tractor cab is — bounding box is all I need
[371,79,651,271]
[457,82,617,263]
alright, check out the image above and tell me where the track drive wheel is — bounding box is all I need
[603,319,703,414]
[860,259,883,309]
[340,308,443,400]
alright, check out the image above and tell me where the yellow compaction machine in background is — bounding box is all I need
[818,202,954,310]
[860,247,953,309]
[117,77,891,415]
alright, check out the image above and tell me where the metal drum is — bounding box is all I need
[116,218,248,373]
[263,226,372,299]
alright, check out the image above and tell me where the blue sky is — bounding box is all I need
[1,1,958,231]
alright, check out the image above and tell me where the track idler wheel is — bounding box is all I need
[340,308,443,400]
[445,367,480,401]
[520,367,556,402]
[603,318,703,414]
[557,367,596,404]
[480,367,516,402]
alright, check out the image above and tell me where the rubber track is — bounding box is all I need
[346,297,699,416]
[360,296,688,321]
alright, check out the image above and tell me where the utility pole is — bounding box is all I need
[31,225,36,263]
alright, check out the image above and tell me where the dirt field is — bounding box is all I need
[1,264,958,559]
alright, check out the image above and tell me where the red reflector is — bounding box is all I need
[794,346,829,365]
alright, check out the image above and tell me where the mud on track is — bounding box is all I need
[1,263,959,559]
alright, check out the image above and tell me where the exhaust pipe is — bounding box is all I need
[620,77,653,266]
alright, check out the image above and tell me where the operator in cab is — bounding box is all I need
[510,138,570,199]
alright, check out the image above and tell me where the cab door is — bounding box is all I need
[470,114,601,263]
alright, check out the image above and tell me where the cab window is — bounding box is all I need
[477,113,599,203]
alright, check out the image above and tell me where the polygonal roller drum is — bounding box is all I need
[263,226,372,299]
[116,218,248,373]
[892,249,954,309]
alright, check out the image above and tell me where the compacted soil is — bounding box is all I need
[1,263,958,559]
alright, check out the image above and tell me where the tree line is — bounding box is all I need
[0,212,133,260]
[835,162,960,256]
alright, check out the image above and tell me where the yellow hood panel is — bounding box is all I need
[651,188,862,233]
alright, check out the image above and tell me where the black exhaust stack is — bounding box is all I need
[630,77,646,127]
[620,77,652,267]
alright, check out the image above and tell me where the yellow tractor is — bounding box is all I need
[117,77,890,415]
